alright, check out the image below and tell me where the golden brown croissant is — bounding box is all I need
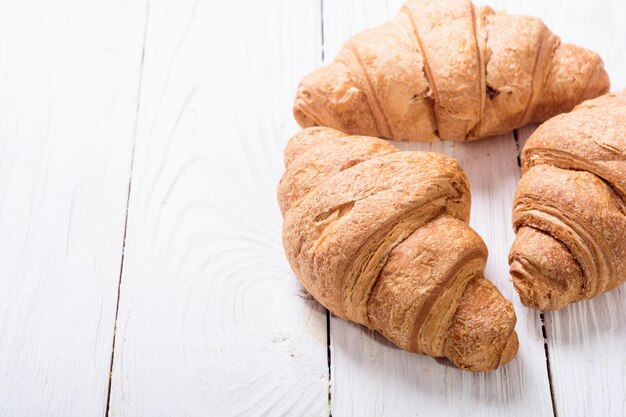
[278,127,518,371]
[510,90,626,310]
[293,0,609,142]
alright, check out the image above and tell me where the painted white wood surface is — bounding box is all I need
[2,0,626,416]
[107,1,329,416]
[0,0,147,416]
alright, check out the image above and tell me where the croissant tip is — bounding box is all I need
[498,330,519,367]
[293,82,320,127]
[293,103,316,129]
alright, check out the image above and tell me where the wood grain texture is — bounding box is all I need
[0,0,147,416]
[512,1,626,410]
[107,1,329,416]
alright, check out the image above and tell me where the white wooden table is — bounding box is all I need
[1,0,625,416]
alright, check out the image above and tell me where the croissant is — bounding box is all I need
[293,0,609,142]
[278,127,518,371]
[510,90,626,310]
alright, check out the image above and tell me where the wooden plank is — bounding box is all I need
[511,1,626,413]
[0,1,147,416]
[322,1,554,415]
[107,1,329,416]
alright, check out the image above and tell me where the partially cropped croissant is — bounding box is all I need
[294,0,609,142]
[510,90,626,310]
[278,127,518,371]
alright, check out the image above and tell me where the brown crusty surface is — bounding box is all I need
[279,127,518,371]
[293,0,609,142]
[510,90,626,310]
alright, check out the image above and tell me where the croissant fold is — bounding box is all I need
[279,127,518,371]
[510,90,626,310]
[294,0,609,142]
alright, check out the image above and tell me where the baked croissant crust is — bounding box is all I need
[279,127,518,371]
[293,0,609,142]
[510,90,626,310]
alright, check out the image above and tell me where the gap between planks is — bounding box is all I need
[320,2,333,417]
[103,1,152,416]
[513,128,557,417]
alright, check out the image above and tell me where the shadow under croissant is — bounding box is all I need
[340,318,463,370]
[542,287,626,348]
[327,312,529,407]
[296,280,524,379]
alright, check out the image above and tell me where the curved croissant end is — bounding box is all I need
[293,0,609,142]
[510,90,626,310]
[279,127,518,371]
